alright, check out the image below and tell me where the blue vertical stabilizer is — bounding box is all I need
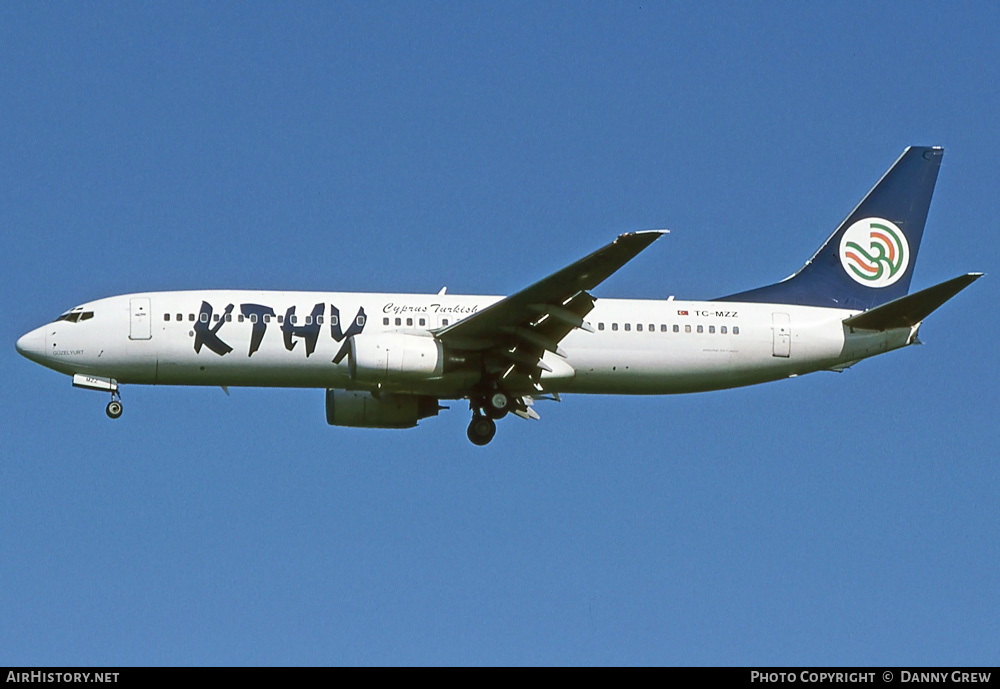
[716,146,943,310]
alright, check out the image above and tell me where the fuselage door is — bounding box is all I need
[129,297,152,340]
[772,312,790,358]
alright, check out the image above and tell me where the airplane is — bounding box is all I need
[16,146,981,445]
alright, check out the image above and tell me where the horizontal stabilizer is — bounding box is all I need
[842,273,982,331]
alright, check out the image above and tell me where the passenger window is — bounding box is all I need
[200,313,209,323]
[649,324,655,332]
[357,316,365,326]
[238,315,245,323]
[317,315,324,325]
[721,326,727,334]
[661,324,667,332]
[673,324,679,333]
[175,313,182,321]
[264,315,271,323]
[612,323,618,331]
[598,323,605,331]
[733,326,740,335]
[407,318,413,326]
[213,314,220,322]
[442,319,449,326]
[250,314,258,324]
[709,325,715,334]
[625,323,631,332]
[395,318,402,326]
[291,315,297,324]
[383,317,390,326]
[225,314,232,322]
[685,325,691,333]
[419,318,426,326]
[277,315,284,324]
[189,314,195,321]
[330,315,338,326]
[305,316,312,325]
[636,324,643,332]
[163,314,169,321]
[697,325,703,333]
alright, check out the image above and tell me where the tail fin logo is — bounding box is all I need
[838,217,909,288]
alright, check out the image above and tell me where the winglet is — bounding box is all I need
[621,229,669,245]
[842,273,982,331]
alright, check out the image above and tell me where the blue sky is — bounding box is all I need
[2,2,997,665]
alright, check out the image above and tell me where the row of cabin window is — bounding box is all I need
[381,317,450,327]
[162,311,734,334]
[163,313,363,326]
[597,322,740,335]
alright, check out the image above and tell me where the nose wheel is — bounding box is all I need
[106,391,123,419]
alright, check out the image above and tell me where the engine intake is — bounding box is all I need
[326,389,440,429]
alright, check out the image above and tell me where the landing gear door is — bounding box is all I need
[129,297,152,340]
[772,312,790,358]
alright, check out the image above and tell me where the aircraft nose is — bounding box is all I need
[16,327,46,364]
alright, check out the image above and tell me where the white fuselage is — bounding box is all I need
[19,290,916,398]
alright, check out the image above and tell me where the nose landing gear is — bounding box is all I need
[106,390,123,419]
[71,374,123,420]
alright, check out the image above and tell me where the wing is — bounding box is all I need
[436,230,666,405]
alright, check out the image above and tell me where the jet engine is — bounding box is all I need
[325,389,440,429]
[348,332,445,385]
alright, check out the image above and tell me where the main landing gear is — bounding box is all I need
[467,414,496,446]
[486,391,511,419]
[466,387,511,445]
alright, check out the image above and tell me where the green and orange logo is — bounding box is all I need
[839,217,909,288]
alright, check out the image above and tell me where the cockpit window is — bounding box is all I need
[54,309,94,323]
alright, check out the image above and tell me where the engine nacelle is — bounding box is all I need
[348,332,445,385]
[325,389,440,429]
